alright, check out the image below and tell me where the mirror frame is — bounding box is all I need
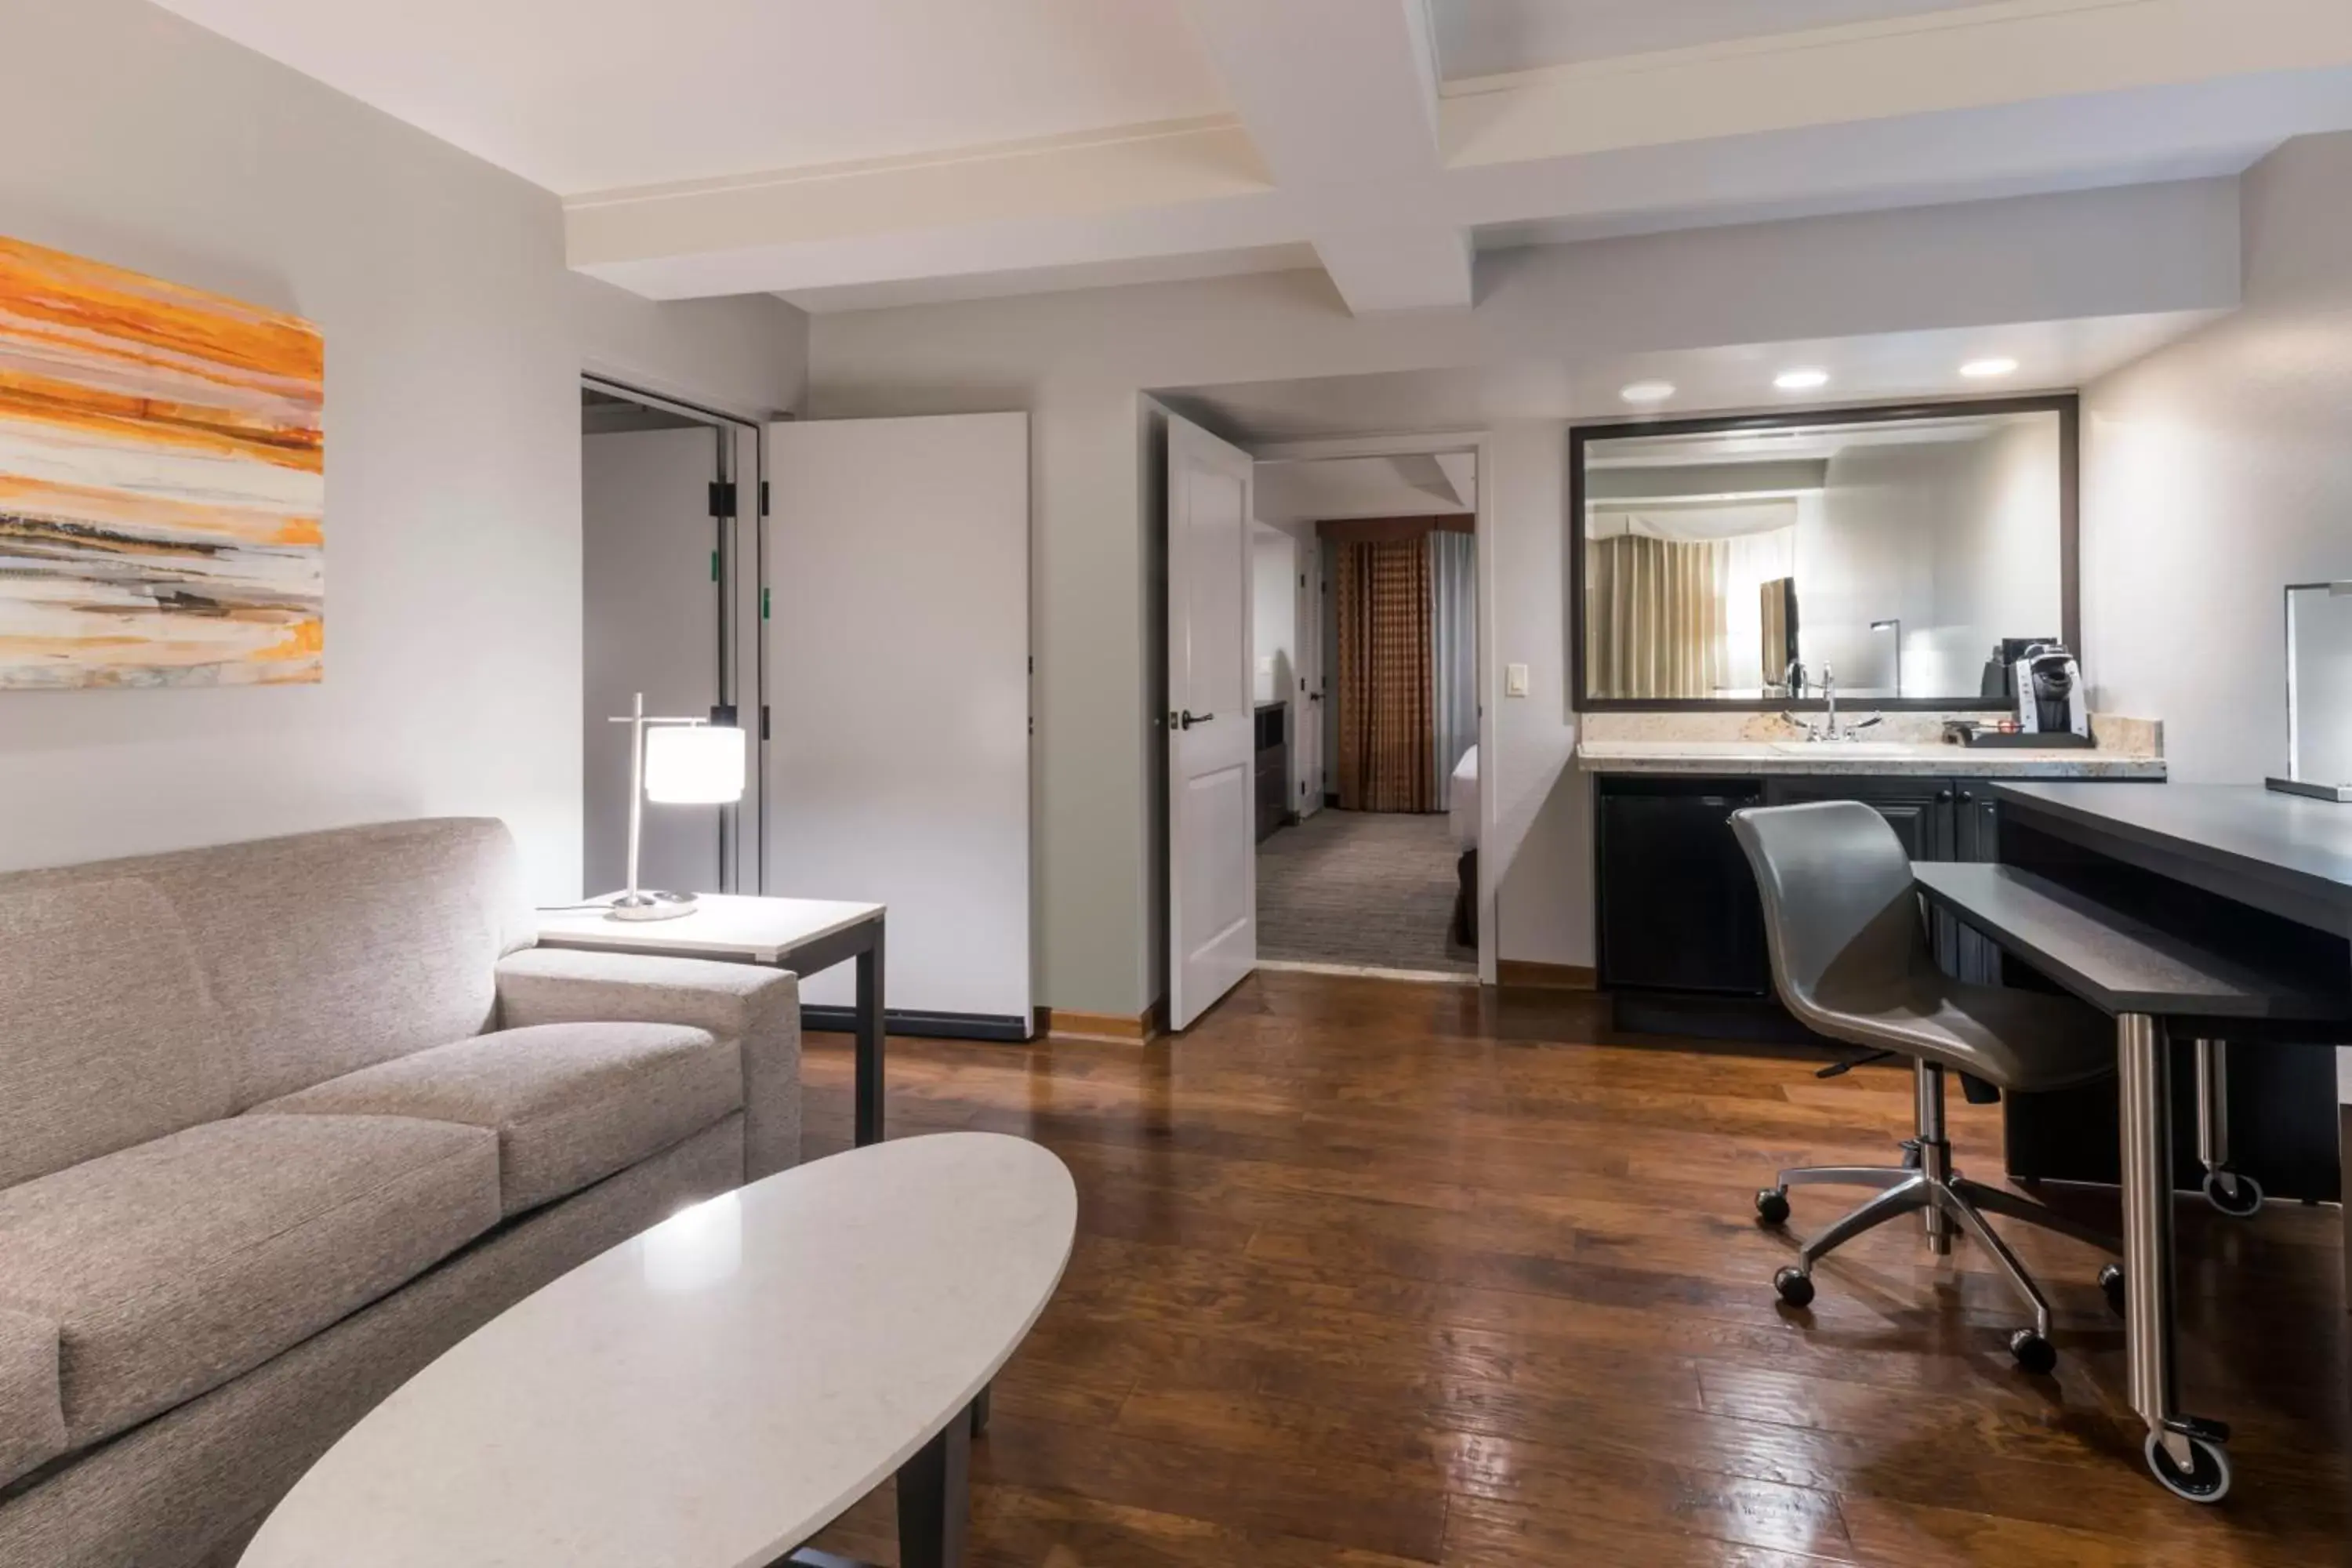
[1570,392,2079,712]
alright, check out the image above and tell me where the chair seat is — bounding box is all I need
[249,1022,742,1215]
[0,1116,499,1452]
[1808,973,2115,1093]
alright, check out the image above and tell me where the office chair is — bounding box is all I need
[1730,800,2120,1372]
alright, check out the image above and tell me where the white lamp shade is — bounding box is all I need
[644,724,746,804]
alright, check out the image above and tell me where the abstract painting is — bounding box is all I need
[0,235,323,688]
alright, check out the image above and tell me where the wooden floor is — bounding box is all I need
[798,971,2349,1567]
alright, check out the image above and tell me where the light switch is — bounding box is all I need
[1505,662,1530,698]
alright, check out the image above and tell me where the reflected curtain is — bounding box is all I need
[1336,539,1434,812]
[1430,530,1476,808]
[1586,533,1730,699]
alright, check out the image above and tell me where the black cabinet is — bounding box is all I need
[1254,702,1290,843]
[1595,771,2018,1031]
[1596,779,1769,995]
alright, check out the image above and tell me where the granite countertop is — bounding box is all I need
[1574,739,2166,779]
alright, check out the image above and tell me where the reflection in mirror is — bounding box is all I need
[1581,406,2067,705]
[2285,583,2352,787]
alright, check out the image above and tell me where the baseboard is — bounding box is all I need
[800,1006,1030,1043]
[1494,960,1597,991]
[1038,1004,1160,1044]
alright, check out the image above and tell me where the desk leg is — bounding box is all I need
[2117,1014,2233,1502]
[855,927,885,1147]
[895,1405,971,1568]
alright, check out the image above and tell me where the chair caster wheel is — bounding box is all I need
[2099,1263,2125,1317]
[2201,1168,2263,1218]
[1755,1187,1790,1226]
[2145,1430,2232,1503]
[1773,1266,1815,1308]
[2008,1327,2056,1375]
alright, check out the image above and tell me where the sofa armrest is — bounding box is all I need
[495,948,800,1181]
[0,1306,65,1490]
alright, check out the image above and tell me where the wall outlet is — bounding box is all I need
[1505,662,1530,698]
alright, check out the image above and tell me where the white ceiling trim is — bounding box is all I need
[1439,0,2352,167]
[562,0,2352,309]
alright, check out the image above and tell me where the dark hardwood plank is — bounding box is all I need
[794,969,2350,1566]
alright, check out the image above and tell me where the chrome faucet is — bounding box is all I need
[1782,663,1883,742]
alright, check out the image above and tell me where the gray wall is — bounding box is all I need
[0,0,804,900]
[2082,130,2352,1100]
[808,177,2238,1016]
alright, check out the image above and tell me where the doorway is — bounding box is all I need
[579,379,762,898]
[1250,452,1480,978]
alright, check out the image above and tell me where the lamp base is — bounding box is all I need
[605,891,701,922]
[2266,776,2352,803]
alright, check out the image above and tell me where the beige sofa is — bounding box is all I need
[0,818,800,1567]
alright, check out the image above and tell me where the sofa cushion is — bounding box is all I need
[0,1307,65,1490]
[249,1022,741,1215]
[0,818,538,1110]
[0,1116,499,1451]
[0,878,233,1188]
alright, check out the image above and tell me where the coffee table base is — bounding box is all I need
[779,1394,979,1568]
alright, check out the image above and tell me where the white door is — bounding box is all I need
[1167,415,1256,1030]
[583,426,723,898]
[1294,545,1324,818]
[767,413,1033,1033]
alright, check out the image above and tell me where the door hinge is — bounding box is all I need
[709,481,739,518]
[759,481,770,517]
[760,587,770,620]
[710,550,720,583]
[759,706,771,742]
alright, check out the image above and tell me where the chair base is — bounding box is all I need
[1761,1152,2119,1350]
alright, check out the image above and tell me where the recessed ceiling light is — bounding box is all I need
[1961,357,2020,379]
[1620,380,1675,405]
[1774,368,1830,392]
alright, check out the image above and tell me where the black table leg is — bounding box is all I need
[968,1382,991,1438]
[896,1406,970,1568]
[855,924,885,1147]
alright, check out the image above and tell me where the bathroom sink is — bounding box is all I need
[1768,741,1921,757]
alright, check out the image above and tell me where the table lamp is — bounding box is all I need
[608,692,746,920]
[2266,582,2352,803]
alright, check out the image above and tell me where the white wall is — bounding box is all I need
[2082,131,2352,1102]
[0,0,803,901]
[1927,418,2065,698]
[809,177,2238,1014]
[1251,525,1297,706]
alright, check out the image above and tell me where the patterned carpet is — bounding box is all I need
[1257,808,1473,975]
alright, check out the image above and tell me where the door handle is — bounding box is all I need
[1178,710,1215,730]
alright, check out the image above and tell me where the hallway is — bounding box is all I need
[1257,809,1472,975]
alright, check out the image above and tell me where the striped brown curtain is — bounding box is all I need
[1336,539,1435,812]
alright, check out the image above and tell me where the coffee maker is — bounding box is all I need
[2013,642,2089,739]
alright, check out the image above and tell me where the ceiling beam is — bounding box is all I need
[1177,0,1473,314]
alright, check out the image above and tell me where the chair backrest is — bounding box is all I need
[0,819,537,1144]
[1729,800,1929,1022]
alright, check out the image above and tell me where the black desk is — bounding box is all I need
[1918,786,2352,1502]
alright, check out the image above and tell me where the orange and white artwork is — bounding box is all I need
[0,235,323,688]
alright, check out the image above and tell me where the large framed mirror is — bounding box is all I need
[1572,395,2077,710]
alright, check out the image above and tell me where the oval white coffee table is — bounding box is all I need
[241,1132,1076,1568]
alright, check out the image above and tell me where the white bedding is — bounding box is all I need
[1448,745,1479,850]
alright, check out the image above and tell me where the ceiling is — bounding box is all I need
[149,0,1230,195]
[154,0,2352,314]
[1433,0,2003,79]
[1255,454,1478,527]
[1166,310,2214,445]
